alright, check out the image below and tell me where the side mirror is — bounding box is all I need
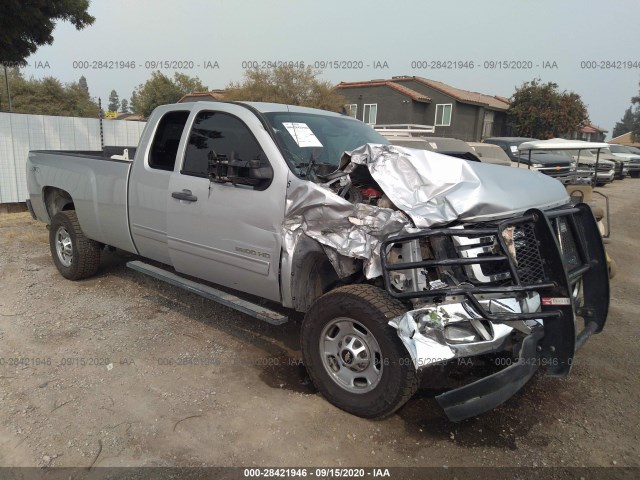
[208,151,273,188]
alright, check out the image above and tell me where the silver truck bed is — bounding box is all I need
[26,151,137,253]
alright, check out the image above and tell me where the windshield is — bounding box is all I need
[519,150,570,161]
[609,145,629,153]
[263,111,388,180]
[592,148,612,155]
[563,149,596,159]
[544,150,575,159]
[471,145,511,164]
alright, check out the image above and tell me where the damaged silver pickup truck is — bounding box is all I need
[26,102,609,421]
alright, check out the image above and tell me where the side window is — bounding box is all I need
[182,111,268,178]
[363,104,377,125]
[435,104,452,126]
[345,104,357,118]
[148,111,190,171]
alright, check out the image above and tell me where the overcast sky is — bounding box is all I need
[17,0,640,137]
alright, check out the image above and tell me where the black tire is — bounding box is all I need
[631,172,640,178]
[49,211,101,280]
[301,284,418,419]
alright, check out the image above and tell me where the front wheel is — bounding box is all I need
[301,284,417,418]
[49,211,101,280]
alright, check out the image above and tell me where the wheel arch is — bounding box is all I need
[283,235,343,313]
[43,186,75,223]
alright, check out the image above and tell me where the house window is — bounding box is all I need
[435,104,452,127]
[345,104,357,118]
[363,104,377,124]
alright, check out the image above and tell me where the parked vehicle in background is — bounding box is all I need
[593,148,629,179]
[607,144,640,178]
[387,136,482,162]
[373,124,435,138]
[467,142,513,167]
[482,137,536,161]
[561,149,618,184]
[483,137,576,184]
[372,126,485,164]
[517,139,614,243]
[26,101,610,422]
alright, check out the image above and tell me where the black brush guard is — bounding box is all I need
[380,203,609,421]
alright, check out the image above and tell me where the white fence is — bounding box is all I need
[0,112,146,204]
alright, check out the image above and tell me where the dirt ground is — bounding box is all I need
[0,180,638,470]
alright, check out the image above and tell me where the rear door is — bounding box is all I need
[166,104,287,302]
[128,108,191,264]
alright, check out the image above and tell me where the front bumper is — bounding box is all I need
[382,203,609,421]
[436,330,543,421]
[594,169,615,184]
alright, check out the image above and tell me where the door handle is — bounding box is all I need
[171,189,198,202]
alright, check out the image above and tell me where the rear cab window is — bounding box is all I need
[148,111,190,171]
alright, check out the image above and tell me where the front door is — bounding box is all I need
[166,104,286,302]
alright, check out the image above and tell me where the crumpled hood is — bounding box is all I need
[343,144,570,228]
[282,143,570,280]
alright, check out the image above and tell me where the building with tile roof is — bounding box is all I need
[178,90,226,103]
[336,76,511,141]
[567,123,608,142]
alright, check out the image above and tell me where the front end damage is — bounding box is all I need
[283,144,609,421]
[382,204,609,421]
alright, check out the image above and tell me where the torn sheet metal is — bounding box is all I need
[282,143,570,280]
[342,144,570,228]
[389,303,515,370]
[283,178,411,278]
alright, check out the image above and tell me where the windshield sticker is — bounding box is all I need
[283,122,323,147]
[429,142,438,149]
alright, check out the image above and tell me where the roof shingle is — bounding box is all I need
[336,81,431,102]
[338,76,510,111]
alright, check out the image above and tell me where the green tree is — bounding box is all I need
[120,98,129,114]
[1,68,98,116]
[108,89,120,112]
[612,107,635,138]
[130,71,206,117]
[224,65,346,112]
[508,79,589,139]
[0,0,95,64]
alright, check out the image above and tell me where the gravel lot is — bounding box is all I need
[0,179,638,470]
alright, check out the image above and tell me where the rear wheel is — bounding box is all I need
[49,211,101,280]
[301,284,417,418]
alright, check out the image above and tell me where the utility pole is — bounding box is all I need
[3,64,13,112]
[98,97,104,150]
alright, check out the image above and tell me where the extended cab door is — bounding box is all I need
[166,104,287,302]
[129,107,191,264]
